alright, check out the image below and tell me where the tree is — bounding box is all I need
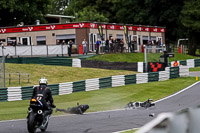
[49,0,69,15]
[0,0,51,26]
[64,0,111,22]
[180,0,200,55]
[111,0,184,43]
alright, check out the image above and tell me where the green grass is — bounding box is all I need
[5,63,136,87]
[87,53,199,63]
[121,129,138,133]
[0,77,196,121]
[190,67,200,71]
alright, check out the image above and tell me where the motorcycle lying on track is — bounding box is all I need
[27,98,54,133]
[125,98,155,109]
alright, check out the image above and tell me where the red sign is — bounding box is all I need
[0,22,165,34]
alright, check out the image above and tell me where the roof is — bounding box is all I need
[46,14,75,19]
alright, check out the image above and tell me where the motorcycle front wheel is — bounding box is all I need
[27,113,37,133]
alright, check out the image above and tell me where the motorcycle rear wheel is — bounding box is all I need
[27,113,37,133]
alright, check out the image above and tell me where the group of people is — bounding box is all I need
[105,37,125,53]
[56,40,73,57]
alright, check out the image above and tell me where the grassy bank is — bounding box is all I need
[0,77,196,121]
[5,63,136,87]
[190,67,200,71]
[87,53,199,63]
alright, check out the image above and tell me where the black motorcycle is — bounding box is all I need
[27,98,53,133]
[125,98,155,109]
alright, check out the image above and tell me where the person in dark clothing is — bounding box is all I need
[68,40,73,57]
[56,103,89,115]
[31,77,56,116]
[105,38,109,53]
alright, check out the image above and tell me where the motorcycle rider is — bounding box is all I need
[31,77,56,117]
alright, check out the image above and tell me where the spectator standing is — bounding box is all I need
[113,38,117,53]
[120,39,124,53]
[109,38,113,53]
[68,40,73,57]
[62,40,66,45]
[173,60,179,67]
[0,41,4,47]
[82,39,87,55]
[96,39,101,54]
[56,40,60,45]
[105,38,109,53]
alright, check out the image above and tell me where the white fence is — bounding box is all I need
[0,45,68,56]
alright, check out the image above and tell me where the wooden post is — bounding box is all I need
[9,73,11,85]
[19,73,20,84]
[28,73,29,83]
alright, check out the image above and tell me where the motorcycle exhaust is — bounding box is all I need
[38,110,43,114]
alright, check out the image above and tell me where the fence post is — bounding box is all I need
[9,73,11,85]
[28,73,29,83]
[47,45,49,57]
[61,44,64,56]
[15,46,17,56]
[31,45,33,57]
[19,73,20,84]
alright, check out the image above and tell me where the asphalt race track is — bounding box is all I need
[1,81,200,133]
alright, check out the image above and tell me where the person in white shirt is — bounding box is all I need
[82,39,87,55]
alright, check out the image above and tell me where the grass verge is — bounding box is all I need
[0,77,196,121]
[5,63,136,87]
[190,67,200,71]
[87,53,199,63]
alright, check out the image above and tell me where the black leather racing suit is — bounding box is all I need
[32,84,55,115]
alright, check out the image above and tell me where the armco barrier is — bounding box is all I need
[85,78,99,91]
[0,88,7,101]
[0,66,189,102]
[99,77,112,89]
[59,82,73,95]
[170,67,180,79]
[73,80,85,92]
[136,104,200,133]
[148,72,159,82]
[21,86,33,100]
[125,74,136,85]
[194,59,200,67]
[48,84,59,95]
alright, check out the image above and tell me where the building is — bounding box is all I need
[0,22,165,53]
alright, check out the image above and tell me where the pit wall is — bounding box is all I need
[0,66,189,102]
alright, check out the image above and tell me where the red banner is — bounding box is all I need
[0,22,165,34]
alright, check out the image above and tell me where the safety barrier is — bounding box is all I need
[0,66,189,102]
[136,105,200,133]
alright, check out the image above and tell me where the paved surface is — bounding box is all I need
[0,82,200,133]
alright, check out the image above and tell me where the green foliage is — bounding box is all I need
[180,0,200,55]
[64,0,111,22]
[0,0,51,26]
[49,0,69,15]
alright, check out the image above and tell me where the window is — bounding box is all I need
[7,37,16,46]
[56,34,76,45]
[0,39,5,42]
[36,36,46,45]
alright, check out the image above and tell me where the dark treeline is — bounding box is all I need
[0,0,199,55]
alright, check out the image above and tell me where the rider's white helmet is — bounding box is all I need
[39,77,48,85]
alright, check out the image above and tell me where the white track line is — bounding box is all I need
[1,81,199,123]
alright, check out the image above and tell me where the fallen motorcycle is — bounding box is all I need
[27,98,54,133]
[125,98,155,109]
